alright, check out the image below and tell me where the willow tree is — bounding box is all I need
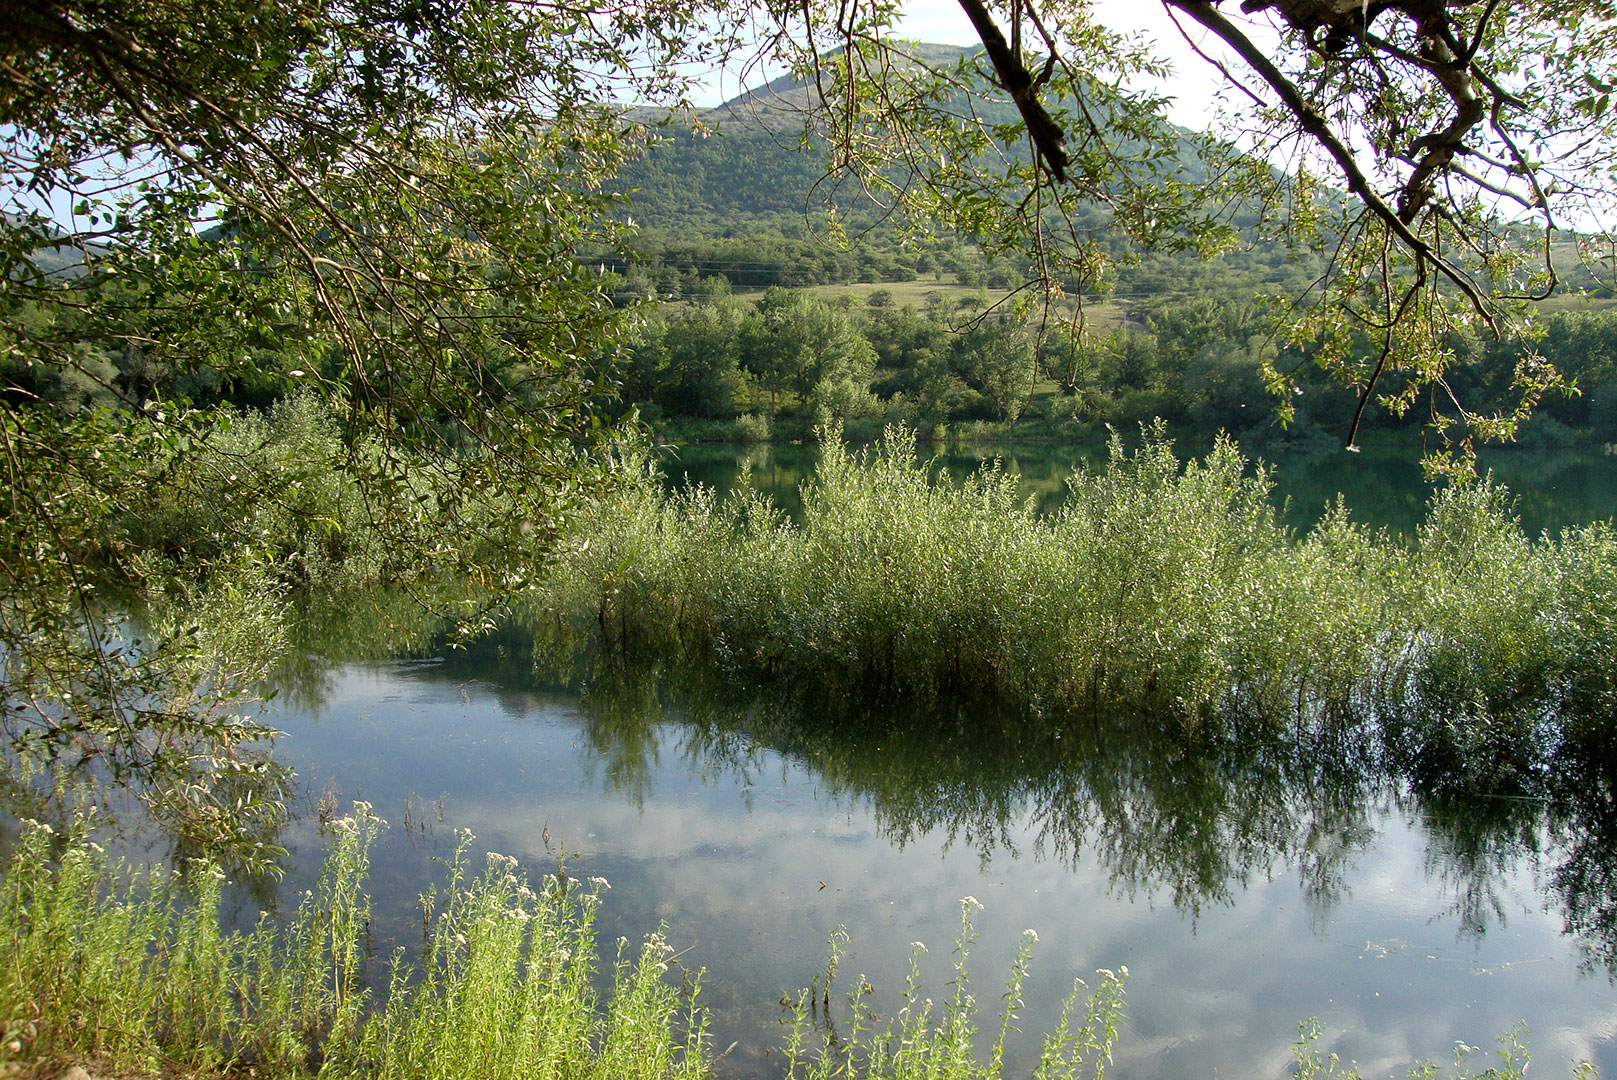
[0,0,747,860]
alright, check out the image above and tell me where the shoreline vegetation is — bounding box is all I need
[4,411,1615,1080]
[542,425,1616,755]
[0,810,1587,1080]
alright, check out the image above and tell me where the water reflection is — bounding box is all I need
[337,609,1617,978]
[238,599,1617,1079]
[1546,747,1617,974]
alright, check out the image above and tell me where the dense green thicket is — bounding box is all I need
[541,428,1617,752]
[612,285,1617,452]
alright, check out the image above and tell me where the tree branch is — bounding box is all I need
[1161,0,1496,331]
[954,0,1069,182]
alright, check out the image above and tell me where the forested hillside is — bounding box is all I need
[596,55,1617,450]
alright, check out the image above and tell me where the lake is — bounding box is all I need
[659,437,1617,537]
[250,440,1617,1080]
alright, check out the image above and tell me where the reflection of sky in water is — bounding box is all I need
[267,663,1617,1080]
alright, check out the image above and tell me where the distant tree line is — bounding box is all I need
[612,280,1617,449]
[597,229,1032,298]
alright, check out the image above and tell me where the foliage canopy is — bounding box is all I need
[1,0,744,856]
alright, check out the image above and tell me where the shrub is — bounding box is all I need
[1385,481,1561,787]
[733,412,772,443]
[541,424,1614,756]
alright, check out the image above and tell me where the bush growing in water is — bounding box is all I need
[542,425,1617,747]
[733,411,773,443]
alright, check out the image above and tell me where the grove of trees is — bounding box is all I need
[614,280,1617,449]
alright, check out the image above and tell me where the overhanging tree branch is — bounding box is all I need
[1161,0,1497,331]
[953,0,1069,182]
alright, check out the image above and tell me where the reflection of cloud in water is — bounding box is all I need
[266,661,1617,1080]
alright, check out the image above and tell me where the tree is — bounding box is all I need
[764,0,1617,472]
[952,316,1038,421]
[741,288,878,411]
[1,0,743,859]
[652,295,752,418]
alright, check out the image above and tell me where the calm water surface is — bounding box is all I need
[253,443,1617,1080]
[660,438,1617,537]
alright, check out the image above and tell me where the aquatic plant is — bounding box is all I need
[541,425,1616,753]
[1289,1016,1591,1080]
[783,899,1128,1080]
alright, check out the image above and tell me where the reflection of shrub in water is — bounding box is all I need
[560,659,1384,924]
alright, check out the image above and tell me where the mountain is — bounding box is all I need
[603,46,1304,301]
[703,42,978,127]
[3,212,100,278]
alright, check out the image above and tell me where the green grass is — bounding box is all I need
[730,281,1131,331]
[741,280,1008,310]
[0,808,708,1080]
[1532,292,1617,315]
